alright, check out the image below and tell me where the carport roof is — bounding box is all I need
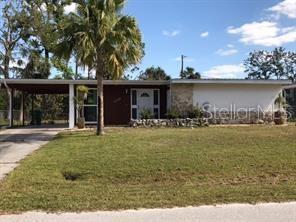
[0,79,169,94]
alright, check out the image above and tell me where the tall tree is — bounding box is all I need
[0,2,27,79]
[244,47,295,80]
[18,0,68,79]
[284,51,296,82]
[244,50,273,80]
[138,66,170,80]
[56,0,144,135]
[180,67,201,79]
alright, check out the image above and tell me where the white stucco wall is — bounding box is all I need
[192,84,282,112]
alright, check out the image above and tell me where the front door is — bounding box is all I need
[131,89,160,119]
[137,89,154,118]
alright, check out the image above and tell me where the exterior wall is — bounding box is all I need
[80,84,168,125]
[193,84,282,112]
[170,83,193,113]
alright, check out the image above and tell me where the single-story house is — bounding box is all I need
[0,78,291,127]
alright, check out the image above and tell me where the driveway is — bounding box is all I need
[0,125,66,180]
[0,202,296,222]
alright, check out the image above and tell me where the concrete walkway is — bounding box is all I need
[0,126,66,180]
[0,202,296,222]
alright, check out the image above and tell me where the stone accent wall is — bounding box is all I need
[170,84,193,114]
[207,111,274,124]
[129,111,282,127]
[130,118,209,128]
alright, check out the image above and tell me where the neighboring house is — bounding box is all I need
[0,79,291,127]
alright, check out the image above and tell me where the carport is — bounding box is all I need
[0,79,75,128]
[0,79,169,128]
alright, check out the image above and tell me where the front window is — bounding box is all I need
[85,89,97,105]
[84,106,97,122]
[77,88,97,123]
[153,90,159,105]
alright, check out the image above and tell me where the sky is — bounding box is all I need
[1,0,295,79]
[121,0,296,79]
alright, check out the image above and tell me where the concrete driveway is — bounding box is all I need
[0,125,66,180]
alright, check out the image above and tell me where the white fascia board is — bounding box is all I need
[0,79,169,85]
[171,79,292,85]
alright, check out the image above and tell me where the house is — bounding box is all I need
[0,78,291,127]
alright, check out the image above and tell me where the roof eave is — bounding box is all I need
[0,79,169,86]
[171,79,292,85]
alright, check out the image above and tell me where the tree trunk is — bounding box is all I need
[75,56,78,80]
[45,49,50,78]
[3,49,10,79]
[96,57,104,135]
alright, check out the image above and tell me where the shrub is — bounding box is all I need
[187,106,203,118]
[166,108,182,119]
[140,108,153,119]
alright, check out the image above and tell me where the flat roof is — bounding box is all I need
[171,79,292,85]
[0,79,168,85]
[0,79,169,94]
[0,78,292,86]
[283,83,296,89]
[0,78,292,94]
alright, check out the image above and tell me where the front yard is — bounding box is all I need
[0,126,296,212]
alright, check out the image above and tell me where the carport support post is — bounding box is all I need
[20,91,24,126]
[8,89,14,127]
[69,84,75,128]
[31,94,34,125]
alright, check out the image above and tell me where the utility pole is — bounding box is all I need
[180,54,187,77]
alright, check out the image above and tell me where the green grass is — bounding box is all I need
[0,126,296,212]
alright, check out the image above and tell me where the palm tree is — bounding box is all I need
[56,0,144,135]
[180,67,201,79]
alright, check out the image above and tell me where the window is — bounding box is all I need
[78,88,97,123]
[140,92,150,97]
[154,108,159,119]
[153,90,159,105]
[132,108,137,119]
[84,89,97,105]
[153,90,160,119]
[132,90,137,105]
[84,106,97,122]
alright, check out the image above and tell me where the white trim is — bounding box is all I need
[76,87,98,124]
[153,89,160,119]
[0,78,291,86]
[8,89,13,127]
[283,84,296,89]
[0,79,168,85]
[130,89,138,119]
[69,84,75,128]
[130,88,160,119]
[171,79,291,85]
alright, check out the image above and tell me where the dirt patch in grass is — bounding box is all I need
[62,171,83,181]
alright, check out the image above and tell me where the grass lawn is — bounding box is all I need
[0,126,296,212]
